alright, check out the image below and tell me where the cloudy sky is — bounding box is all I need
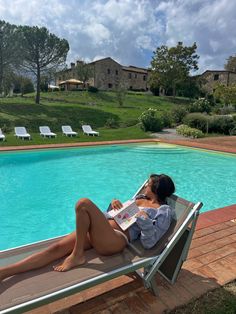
[0,0,236,73]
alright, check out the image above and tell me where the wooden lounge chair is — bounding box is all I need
[82,125,99,136]
[14,127,31,140]
[0,128,6,141]
[62,125,78,137]
[0,181,202,313]
[39,126,57,138]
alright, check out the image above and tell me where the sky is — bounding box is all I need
[0,0,236,74]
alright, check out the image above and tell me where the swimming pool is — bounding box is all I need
[0,143,235,250]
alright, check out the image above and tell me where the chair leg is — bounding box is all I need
[144,276,159,296]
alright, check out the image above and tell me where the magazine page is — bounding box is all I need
[108,200,134,218]
[113,201,140,231]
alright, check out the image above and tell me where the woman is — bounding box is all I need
[0,174,175,281]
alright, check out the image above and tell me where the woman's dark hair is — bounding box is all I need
[149,174,175,202]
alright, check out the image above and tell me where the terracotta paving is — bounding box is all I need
[1,137,235,313]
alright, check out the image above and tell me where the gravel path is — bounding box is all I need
[151,128,188,140]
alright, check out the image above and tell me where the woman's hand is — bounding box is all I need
[111,199,123,210]
[135,210,149,219]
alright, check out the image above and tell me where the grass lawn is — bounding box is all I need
[0,91,190,146]
[169,280,236,314]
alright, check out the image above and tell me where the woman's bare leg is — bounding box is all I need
[0,231,92,281]
[53,198,127,272]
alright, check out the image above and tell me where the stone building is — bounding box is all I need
[55,57,149,91]
[200,70,236,94]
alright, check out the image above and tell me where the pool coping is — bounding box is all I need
[0,137,235,154]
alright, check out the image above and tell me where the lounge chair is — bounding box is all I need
[62,125,78,137]
[0,128,6,141]
[82,125,99,136]
[39,126,57,138]
[14,127,31,140]
[0,181,202,313]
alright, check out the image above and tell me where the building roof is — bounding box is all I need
[201,70,236,75]
[122,66,147,74]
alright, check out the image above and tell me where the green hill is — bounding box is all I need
[0,91,190,146]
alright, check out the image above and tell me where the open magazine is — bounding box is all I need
[108,200,140,231]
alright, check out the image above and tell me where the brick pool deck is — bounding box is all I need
[1,137,236,313]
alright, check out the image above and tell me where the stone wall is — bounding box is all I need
[201,70,236,93]
[92,58,122,90]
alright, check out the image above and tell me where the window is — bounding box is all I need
[143,75,146,81]
[214,74,219,81]
[108,83,113,88]
[130,86,133,90]
[135,74,137,79]
[59,77,61,81]
[116,70,118,75]
[129,73,132,79]
[107,68,111,74]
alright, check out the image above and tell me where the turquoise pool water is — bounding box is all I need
[0,143,235,250]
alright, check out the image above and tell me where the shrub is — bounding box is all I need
[176,124,204,138]
[88,86,98,93]
[230,126,236,135]
[219,105,235,115]
[120,119,138,127]
[188,98,212,114]
[138,108,163,132]
[105,118,119,128]
[208,115,236,135]
[161,112,173,128]
[171,106,188,124]
[183,113,209,132]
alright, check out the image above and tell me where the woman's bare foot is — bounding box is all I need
[53,254,86,272]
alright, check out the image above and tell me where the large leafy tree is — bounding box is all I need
[150,42,199,97]
[224,55,236,72]
[0,20,22,95]
[20,26,69,104]
[75,60,93,88]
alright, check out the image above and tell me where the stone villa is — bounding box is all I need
[55,57,149,91]
[200,70,236,93]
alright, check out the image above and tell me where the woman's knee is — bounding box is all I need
[75,198,93,213]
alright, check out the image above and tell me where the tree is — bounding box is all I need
[150,42,199,97]
[115,81,127,107]
[225,55,236,72]
[13,74,34,95]
[0,20,22,95]
[214,83,236,106]
[75,60,93,88]
[19,26,69,104]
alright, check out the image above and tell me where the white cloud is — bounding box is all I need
[0,0,236,72]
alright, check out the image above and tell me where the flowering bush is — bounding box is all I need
[176,124,204,138]
[188,98,212,113]
[138,108,163,132]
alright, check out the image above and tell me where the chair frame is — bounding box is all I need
[39,126,57,138]
[14,127,31,140]
[62,125,77,137]
[82,125,99,136]
[0,181,202,313]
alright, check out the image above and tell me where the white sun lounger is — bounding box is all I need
[14,127,31,140]
[0,128,6,141]
[82,125,99,136]
[39,126,57,138]
[0,181,202,313]
[62,125,78,137]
